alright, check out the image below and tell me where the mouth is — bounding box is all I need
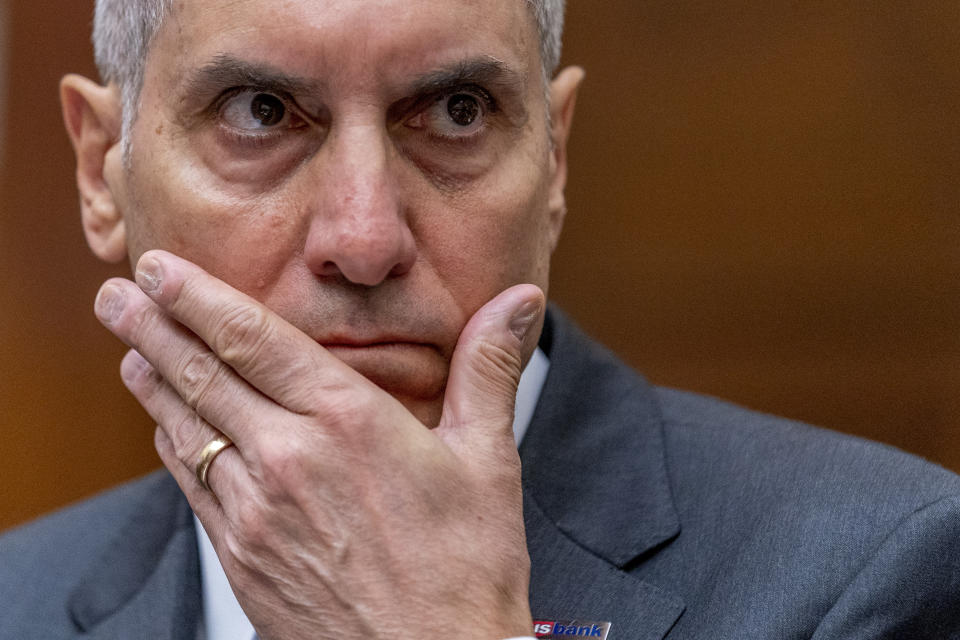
[318,338,440,358]
[317,339,448,401]
[320,339,429,349]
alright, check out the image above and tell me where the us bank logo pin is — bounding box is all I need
[533,619,611,639]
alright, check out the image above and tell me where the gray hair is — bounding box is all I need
[92,0,171,144]
[92,0,565,143]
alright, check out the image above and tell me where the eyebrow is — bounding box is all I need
[175,53,529,118]
[404,57,527,97]
[178,54,323,106]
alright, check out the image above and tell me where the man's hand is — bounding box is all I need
[93,249,544,640]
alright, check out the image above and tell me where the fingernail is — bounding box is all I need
[136,255,162,293]
[509,299,542,341]
[95,284,126,324]
[120,350,150,383]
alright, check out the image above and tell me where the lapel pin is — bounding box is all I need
[533,619,611,639]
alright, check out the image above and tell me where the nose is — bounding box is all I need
[302,123,416,286]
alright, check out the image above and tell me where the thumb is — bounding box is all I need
[437,284,545,453]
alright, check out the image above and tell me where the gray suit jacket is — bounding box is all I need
[3,309,960,639]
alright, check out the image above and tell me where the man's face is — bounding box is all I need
[110,0,568,425]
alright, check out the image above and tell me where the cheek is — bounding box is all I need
[124,144,305,294]
[418,147,554,309]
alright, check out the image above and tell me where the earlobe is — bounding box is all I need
[546,66,585,250]
[60,74,128,263]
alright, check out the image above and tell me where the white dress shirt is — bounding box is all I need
[196,348,550,640]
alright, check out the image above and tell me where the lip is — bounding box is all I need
[317,338,448,402]
[318,339,438,352]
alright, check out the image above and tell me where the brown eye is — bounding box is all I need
[446,94,480,127]
[220,90,303,133]
[404,88,490,141]
[250,93,286,126]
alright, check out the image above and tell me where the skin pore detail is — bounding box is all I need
[112,0,567,427]
[170,53,534,194]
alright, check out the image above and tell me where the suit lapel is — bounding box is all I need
[525,493,684,640]
[62,310,684,639]
[521,309,685,639]
[67,472,202,640]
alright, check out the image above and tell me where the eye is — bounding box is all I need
[406,89,492,140]
[446,94,481,127]
[219,90,305,132]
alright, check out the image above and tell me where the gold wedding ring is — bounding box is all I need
[196,433,233,493]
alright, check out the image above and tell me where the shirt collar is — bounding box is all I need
[196,347,550,640]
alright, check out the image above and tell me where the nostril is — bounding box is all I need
[317,261,341,277]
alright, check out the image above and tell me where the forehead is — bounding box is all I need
[151,0,541,94]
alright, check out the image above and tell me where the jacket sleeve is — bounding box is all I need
[811,494,960,639]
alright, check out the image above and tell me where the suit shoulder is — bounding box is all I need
[0,470,175,633]
[1,470,172,552]
[654,386,960,517]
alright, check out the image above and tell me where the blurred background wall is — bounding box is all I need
[2,0,958,531]
[0,0,7,169]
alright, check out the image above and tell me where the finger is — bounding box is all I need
[95,277,284,447]
[120,349,249,514]
[437,284,544,455]
[154,426,234,541]
[132,249,370,414]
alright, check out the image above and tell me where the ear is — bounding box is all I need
[60,74,128,263]
[545,66,585,251]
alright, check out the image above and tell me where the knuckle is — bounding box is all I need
[234,501,270,550]
[257,439,307,495]
[175,350,222,411]
[212,304,271,369]
[168,412,209,461]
